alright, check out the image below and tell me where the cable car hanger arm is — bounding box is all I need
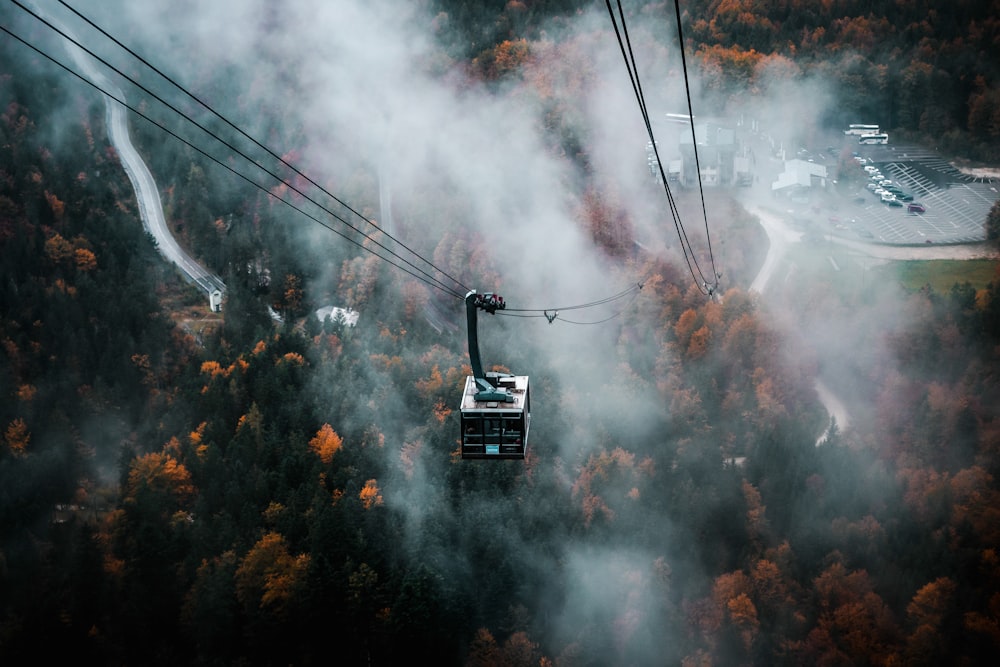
[465,290,514,403]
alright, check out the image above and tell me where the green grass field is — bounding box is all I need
[784,240,998,302]
[886,259,999,292]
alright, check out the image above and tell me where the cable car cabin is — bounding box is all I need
[460,374,530,459]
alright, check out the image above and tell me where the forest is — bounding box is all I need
[2,1,1000,665]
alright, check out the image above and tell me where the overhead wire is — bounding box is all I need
[549,294,642,325]
[504,281,642,313]
[500,285,643,325]
[497,273,648,325]
[0,20,468,300]
[672,0,720,286]
[8,0,651,319]
[607,2,709,293]
[604,0,720,295]
[9,0,469,300]
[49,0,473,300]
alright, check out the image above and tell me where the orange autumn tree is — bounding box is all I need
[466,628,501,666]
[359,479,383,509]
[74,247,97,271]
[478,38,530,80]
[44,190,65,221]
[906,577,956,643]
[275,273,303,315]
[235,532,310,619]
[4,418,30,457]
[124,451,195,509]
[309,423,343,464]
[794,561,901,665]
[44,233,74,266]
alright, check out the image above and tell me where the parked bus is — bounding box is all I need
[859,133,889,145]
[845,124,880,135]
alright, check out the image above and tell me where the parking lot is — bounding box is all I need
[819,141,997,245]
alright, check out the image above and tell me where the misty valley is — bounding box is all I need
[2,1,1000,666]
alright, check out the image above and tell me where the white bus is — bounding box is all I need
[665,112,694,124]
[845,124,880,135]
[858,132,889,145]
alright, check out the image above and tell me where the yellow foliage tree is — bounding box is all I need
[309,423,343,464]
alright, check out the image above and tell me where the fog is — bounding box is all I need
[7,0,946,661]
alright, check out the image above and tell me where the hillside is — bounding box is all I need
[2,1,1000,665]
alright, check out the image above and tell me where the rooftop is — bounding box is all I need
[460,374,529,411]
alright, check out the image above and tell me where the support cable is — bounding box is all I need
[52,0,473,298]
[673,0,720,286]
[0,21,466,300]
[11,0,471,298]
[7,1,654,319]
[605,0,721,295]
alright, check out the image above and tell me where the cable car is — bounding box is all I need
[460,291,530,459]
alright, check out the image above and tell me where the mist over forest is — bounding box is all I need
[2,0,1000,665]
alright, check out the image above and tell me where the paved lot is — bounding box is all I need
[808,141,997,245]
[849,143,997,244]
[737,126,999,246]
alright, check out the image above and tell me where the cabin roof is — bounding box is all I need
[460,375,529,411]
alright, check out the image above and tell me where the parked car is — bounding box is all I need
[880,191,897,203]
[896,192,914,201]
[887,199,903,207]
[908,202,926,213]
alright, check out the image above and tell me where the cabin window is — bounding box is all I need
[502,417,522,442]
[463,416,483,443]
[484,418,503,443]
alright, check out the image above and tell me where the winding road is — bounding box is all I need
[746,202,998,445]
[59,21,226,308]
[745,204,858,446]
[747,205,804,294]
